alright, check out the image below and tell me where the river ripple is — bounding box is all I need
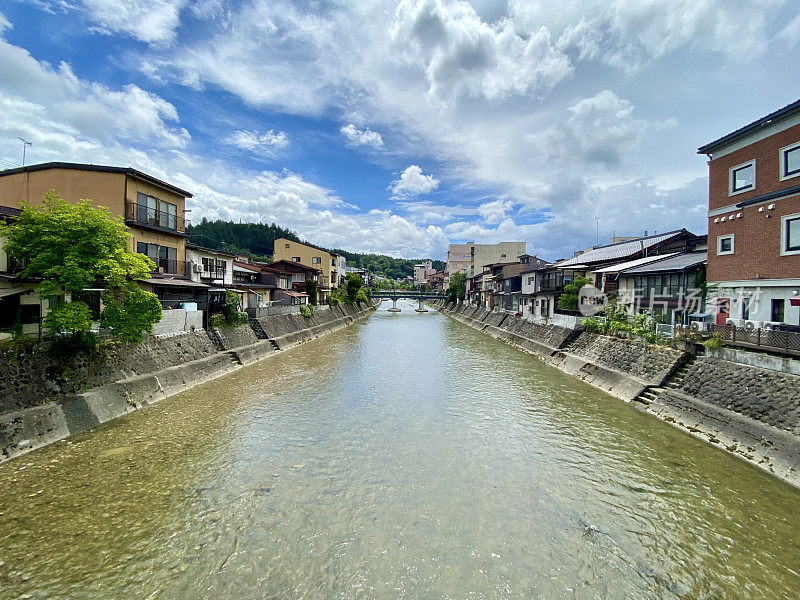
[0,301,798,599]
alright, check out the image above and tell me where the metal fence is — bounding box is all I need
[711,324,800,355]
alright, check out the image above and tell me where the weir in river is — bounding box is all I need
[1,301,798,599]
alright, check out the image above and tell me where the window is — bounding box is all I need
[285,243,290,249]
[136,242,178,273]
[292,256,301,262]
[136,192,178,230]
[312,256,321,264]
[780,142,800,180]
[771,299,785,323]
[729,160,755,195]
[717,234,734,256]
[781,214,800,255]
[742,296,750,320]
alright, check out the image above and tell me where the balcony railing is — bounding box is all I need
[125,202,187,233]
[711,323,800,356]
[153,259,190,277]
[200,267,227,280]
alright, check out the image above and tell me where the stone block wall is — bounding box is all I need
[209,324,259,350]
[0,331,220,414]
[680,357,800,435]
[564,332,685,385]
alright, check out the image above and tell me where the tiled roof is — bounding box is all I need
[592,253,678,273]
[620,251,707,275]
[556,230,685,268]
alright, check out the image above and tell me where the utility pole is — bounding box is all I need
[595,216,601,246]
[19,137,32,166]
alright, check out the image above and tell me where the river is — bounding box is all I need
[1,301,799,599]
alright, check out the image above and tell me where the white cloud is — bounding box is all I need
[512,0,784,73]
[0,33,190,161]
[476,198,513,224]
[390,0,573,101]
[340,123,384,149]
[390,165,440,198]
[224,129,289,155]
[80,0,186,44]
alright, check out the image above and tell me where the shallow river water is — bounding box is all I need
[1,302,799,599]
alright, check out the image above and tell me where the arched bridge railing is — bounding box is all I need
[370,290,447,300]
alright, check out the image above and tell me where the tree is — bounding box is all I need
[447,272,467,303]
[303,278,318,305]
[1,191,162,344]
[346,273,364,304]
[556,276,593,311]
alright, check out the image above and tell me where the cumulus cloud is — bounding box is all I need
[511,0,783,73]
[0,34,190,162]
[390,165,440,198]
[391,0,572,101]
[224,129,289,155]
[80,0,187,44]
[340,123,384,149]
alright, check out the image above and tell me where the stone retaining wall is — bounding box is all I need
[562,332,685,387]
[0,301,378,462]
[679,357,800,435]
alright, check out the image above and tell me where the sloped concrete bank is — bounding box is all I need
[434,301,800,488]
[0,302,377,462]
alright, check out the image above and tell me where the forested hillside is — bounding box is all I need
[187,219,300,260]
[331,249,445,279]
[187,219,443,278]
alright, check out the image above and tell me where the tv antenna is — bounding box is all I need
[19,138,32,166]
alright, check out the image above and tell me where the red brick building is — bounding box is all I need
[699,99,800,327]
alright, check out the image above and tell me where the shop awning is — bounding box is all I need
[284,291,308,298]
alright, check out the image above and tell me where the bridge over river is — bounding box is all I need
[370,290,447,312]
[1,306,798,599]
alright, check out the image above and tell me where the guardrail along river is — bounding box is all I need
[1,301,799,599]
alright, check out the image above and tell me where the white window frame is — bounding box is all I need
[717,234,735,256]
[779,142,800,181]
[729,159,756,196]
[781,213,800,256]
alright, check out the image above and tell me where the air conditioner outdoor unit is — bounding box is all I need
[689,321,709,332]
[192,264,203,273]
[744,320,760,330]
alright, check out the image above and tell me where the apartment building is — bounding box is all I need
[413,260,433,288]
[446,242,473,283]
[470,242,526,276]
[699,99,800,327]
[273,237,336,297]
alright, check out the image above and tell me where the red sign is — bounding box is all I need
[790,298,800,307]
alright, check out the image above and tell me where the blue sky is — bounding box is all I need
[1,1,799,260]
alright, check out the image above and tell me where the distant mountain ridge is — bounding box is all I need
[187,219,443,278]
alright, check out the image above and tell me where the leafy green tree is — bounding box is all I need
[346,273,364,304]
[1,191,161,343]
[556,276,593,311]
[447,272,467,303]
[303,278,318,305]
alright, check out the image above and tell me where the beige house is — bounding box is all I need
[273,237,336,293]
[0,162,192,277]
[0,162,208,336]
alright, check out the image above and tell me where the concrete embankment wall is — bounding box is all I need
[0,301,377,461]
[434,301,800,488]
